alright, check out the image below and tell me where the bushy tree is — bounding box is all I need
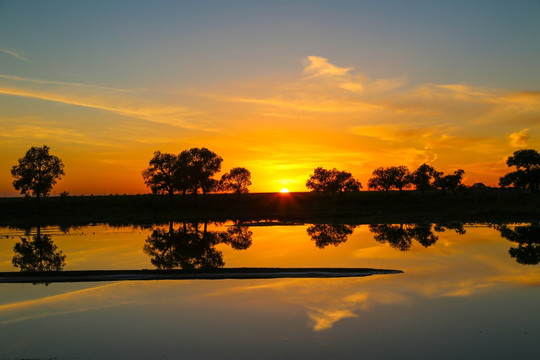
[142,151,179,196]
[499,149,540,192]
[306,167,362,193]
[368,166,411,192]
[142,147,224,197]
[434,169,465,192]
[410,163,441,194]
[182,148,223,196]
[11,145,65,199]
[220,167,252,196]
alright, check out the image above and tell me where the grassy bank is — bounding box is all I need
[0,189,539,227]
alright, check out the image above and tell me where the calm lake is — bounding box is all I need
[1,222,539,359]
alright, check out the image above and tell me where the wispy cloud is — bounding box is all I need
[0,48,28,62]
[303,55,353,78]
[509,128,530,147]
[0,74,206,129]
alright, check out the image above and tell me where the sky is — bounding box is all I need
[1,0,539,195]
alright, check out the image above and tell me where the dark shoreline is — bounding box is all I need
[0,268,403,283]
[0,189,539,227]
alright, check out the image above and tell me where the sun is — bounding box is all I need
[280,188,290,193]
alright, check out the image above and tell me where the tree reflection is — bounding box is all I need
[12,227,66,273]
[495,223,540,265]
[220,221,253,250]
[369,223,466,251]
[143,221,252,269]
[369,224,414,251]
[306,224,357,249]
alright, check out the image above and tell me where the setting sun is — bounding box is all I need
[280,188,290,193]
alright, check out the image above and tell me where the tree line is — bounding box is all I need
[306,163,465,193]
[8,145,540,198]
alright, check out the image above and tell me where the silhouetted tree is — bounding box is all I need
[12,228,66,272]
[11,145,64,199]
[495,223,540,265]
[434,169,465,192]
[306,167,362,193]
[306,224,356,248]
[499,149,540,193]
[182,148,223,196]
[368,166,411,192]
[142,151,180,196]
[410,164,441,194]
[220,167,252,196]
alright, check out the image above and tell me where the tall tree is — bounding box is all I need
[499,149,540,192]
[220,167,252,196]
[410,163,441,194]
[182,148,223,196]
[306,167,362,193]
[142,151,179,197]
[11,145,65,199]
[368,166,411,192]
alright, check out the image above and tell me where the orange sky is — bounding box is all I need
[1,3,539,195]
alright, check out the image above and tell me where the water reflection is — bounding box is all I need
[306,224,357,248]
[369,223,466,251]
[143,221,252,269]
[12,227,66,272]
[495,223,540,265]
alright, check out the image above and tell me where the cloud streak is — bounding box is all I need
[0,48,28,62]
[0,74,205,129]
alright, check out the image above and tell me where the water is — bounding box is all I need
[0,222,539,359]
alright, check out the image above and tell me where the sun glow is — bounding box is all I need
[280,188,290,193]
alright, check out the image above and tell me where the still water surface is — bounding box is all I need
[0,222,539,359]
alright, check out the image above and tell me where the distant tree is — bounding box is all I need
[499,149,540,192]
[306,167,362,193]
[410,163,441,194]
[220,167,252,196]
[182,148,223,196]
[142,151,179,197]
[434,169,465,192]
[368,166,411,192]
[11,145,65,199]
